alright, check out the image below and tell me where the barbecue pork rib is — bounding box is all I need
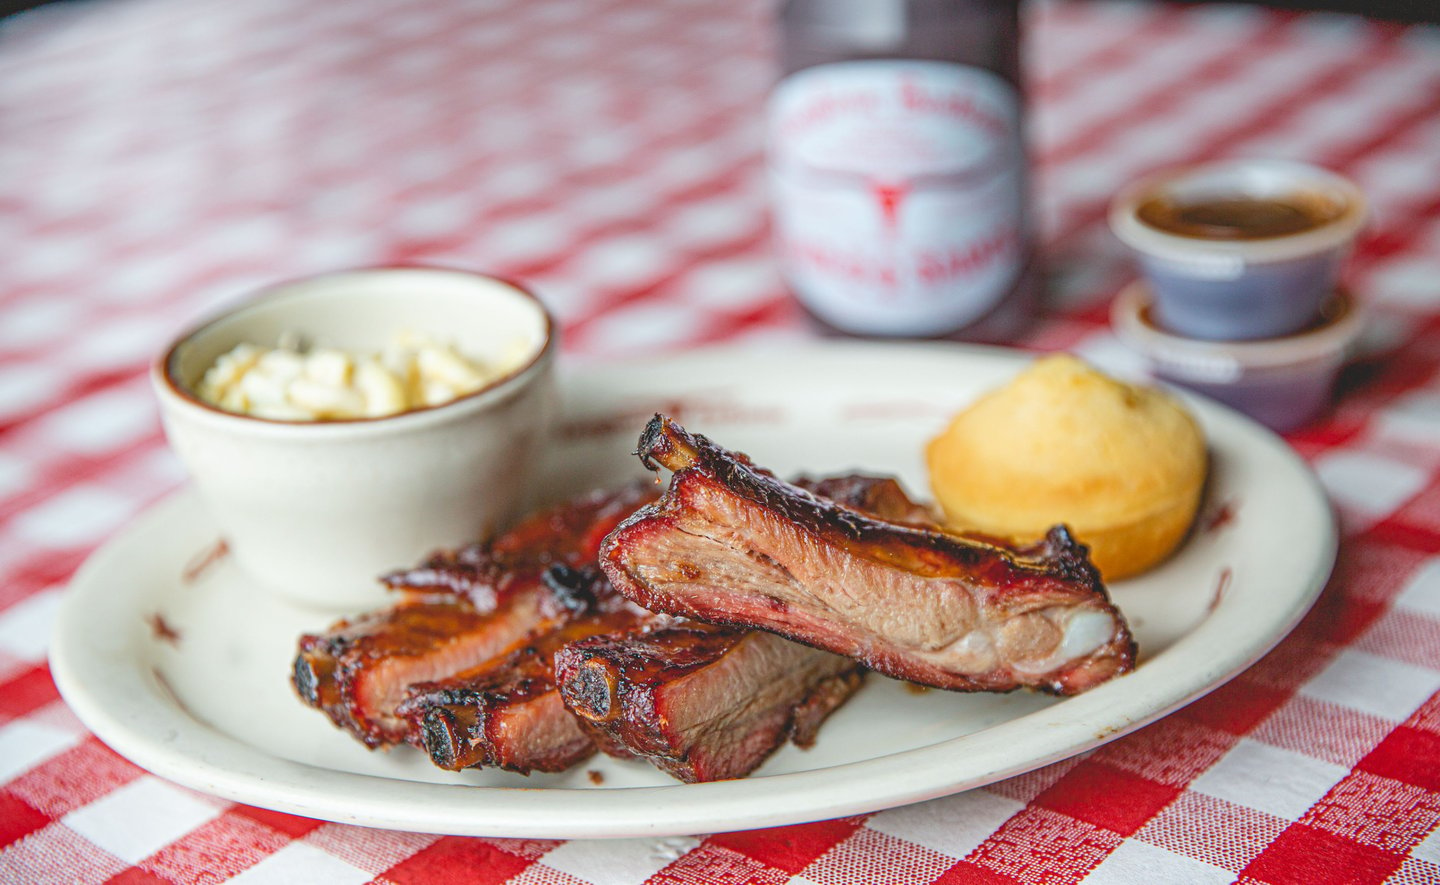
[294,590,558,748]
[396,599,652,773]
[555,621,863,783]
[548,473,921,782]
[392,476,903,776]
[599,415,1137,696]
[293,483,658,748]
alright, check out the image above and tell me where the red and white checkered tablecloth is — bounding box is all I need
[3,0,1439,881]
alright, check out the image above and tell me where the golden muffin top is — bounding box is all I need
[927,354,1206,533]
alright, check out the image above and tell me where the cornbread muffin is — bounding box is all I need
[926,355,1206,580]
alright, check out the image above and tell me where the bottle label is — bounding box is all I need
[768,60,1026,336]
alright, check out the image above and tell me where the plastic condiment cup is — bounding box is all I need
[1109,159,1366,341]
[152,267,557,611]
[1110,281,1365,432]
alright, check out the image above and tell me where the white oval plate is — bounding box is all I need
[51,342,1336,839]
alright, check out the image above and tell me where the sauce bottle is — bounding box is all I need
[769,0,1035,341]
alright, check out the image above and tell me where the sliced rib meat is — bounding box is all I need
[293,591,556,748]
[293,482,659,748]
[555,621,863,783]
[396,601,653,773]
[600,415,1137,696]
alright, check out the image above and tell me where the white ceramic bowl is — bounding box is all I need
[152,267,557,611]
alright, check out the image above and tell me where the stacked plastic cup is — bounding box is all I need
[1108,159,1368,432]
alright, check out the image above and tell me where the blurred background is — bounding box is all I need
[12,0,1440,25]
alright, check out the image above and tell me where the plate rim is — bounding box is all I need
[50,340,1338,838]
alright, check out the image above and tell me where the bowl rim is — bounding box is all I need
[1108,158,1367,265]
[152,265,556,436]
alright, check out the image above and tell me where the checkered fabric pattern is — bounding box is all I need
[2,0,1439,881]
